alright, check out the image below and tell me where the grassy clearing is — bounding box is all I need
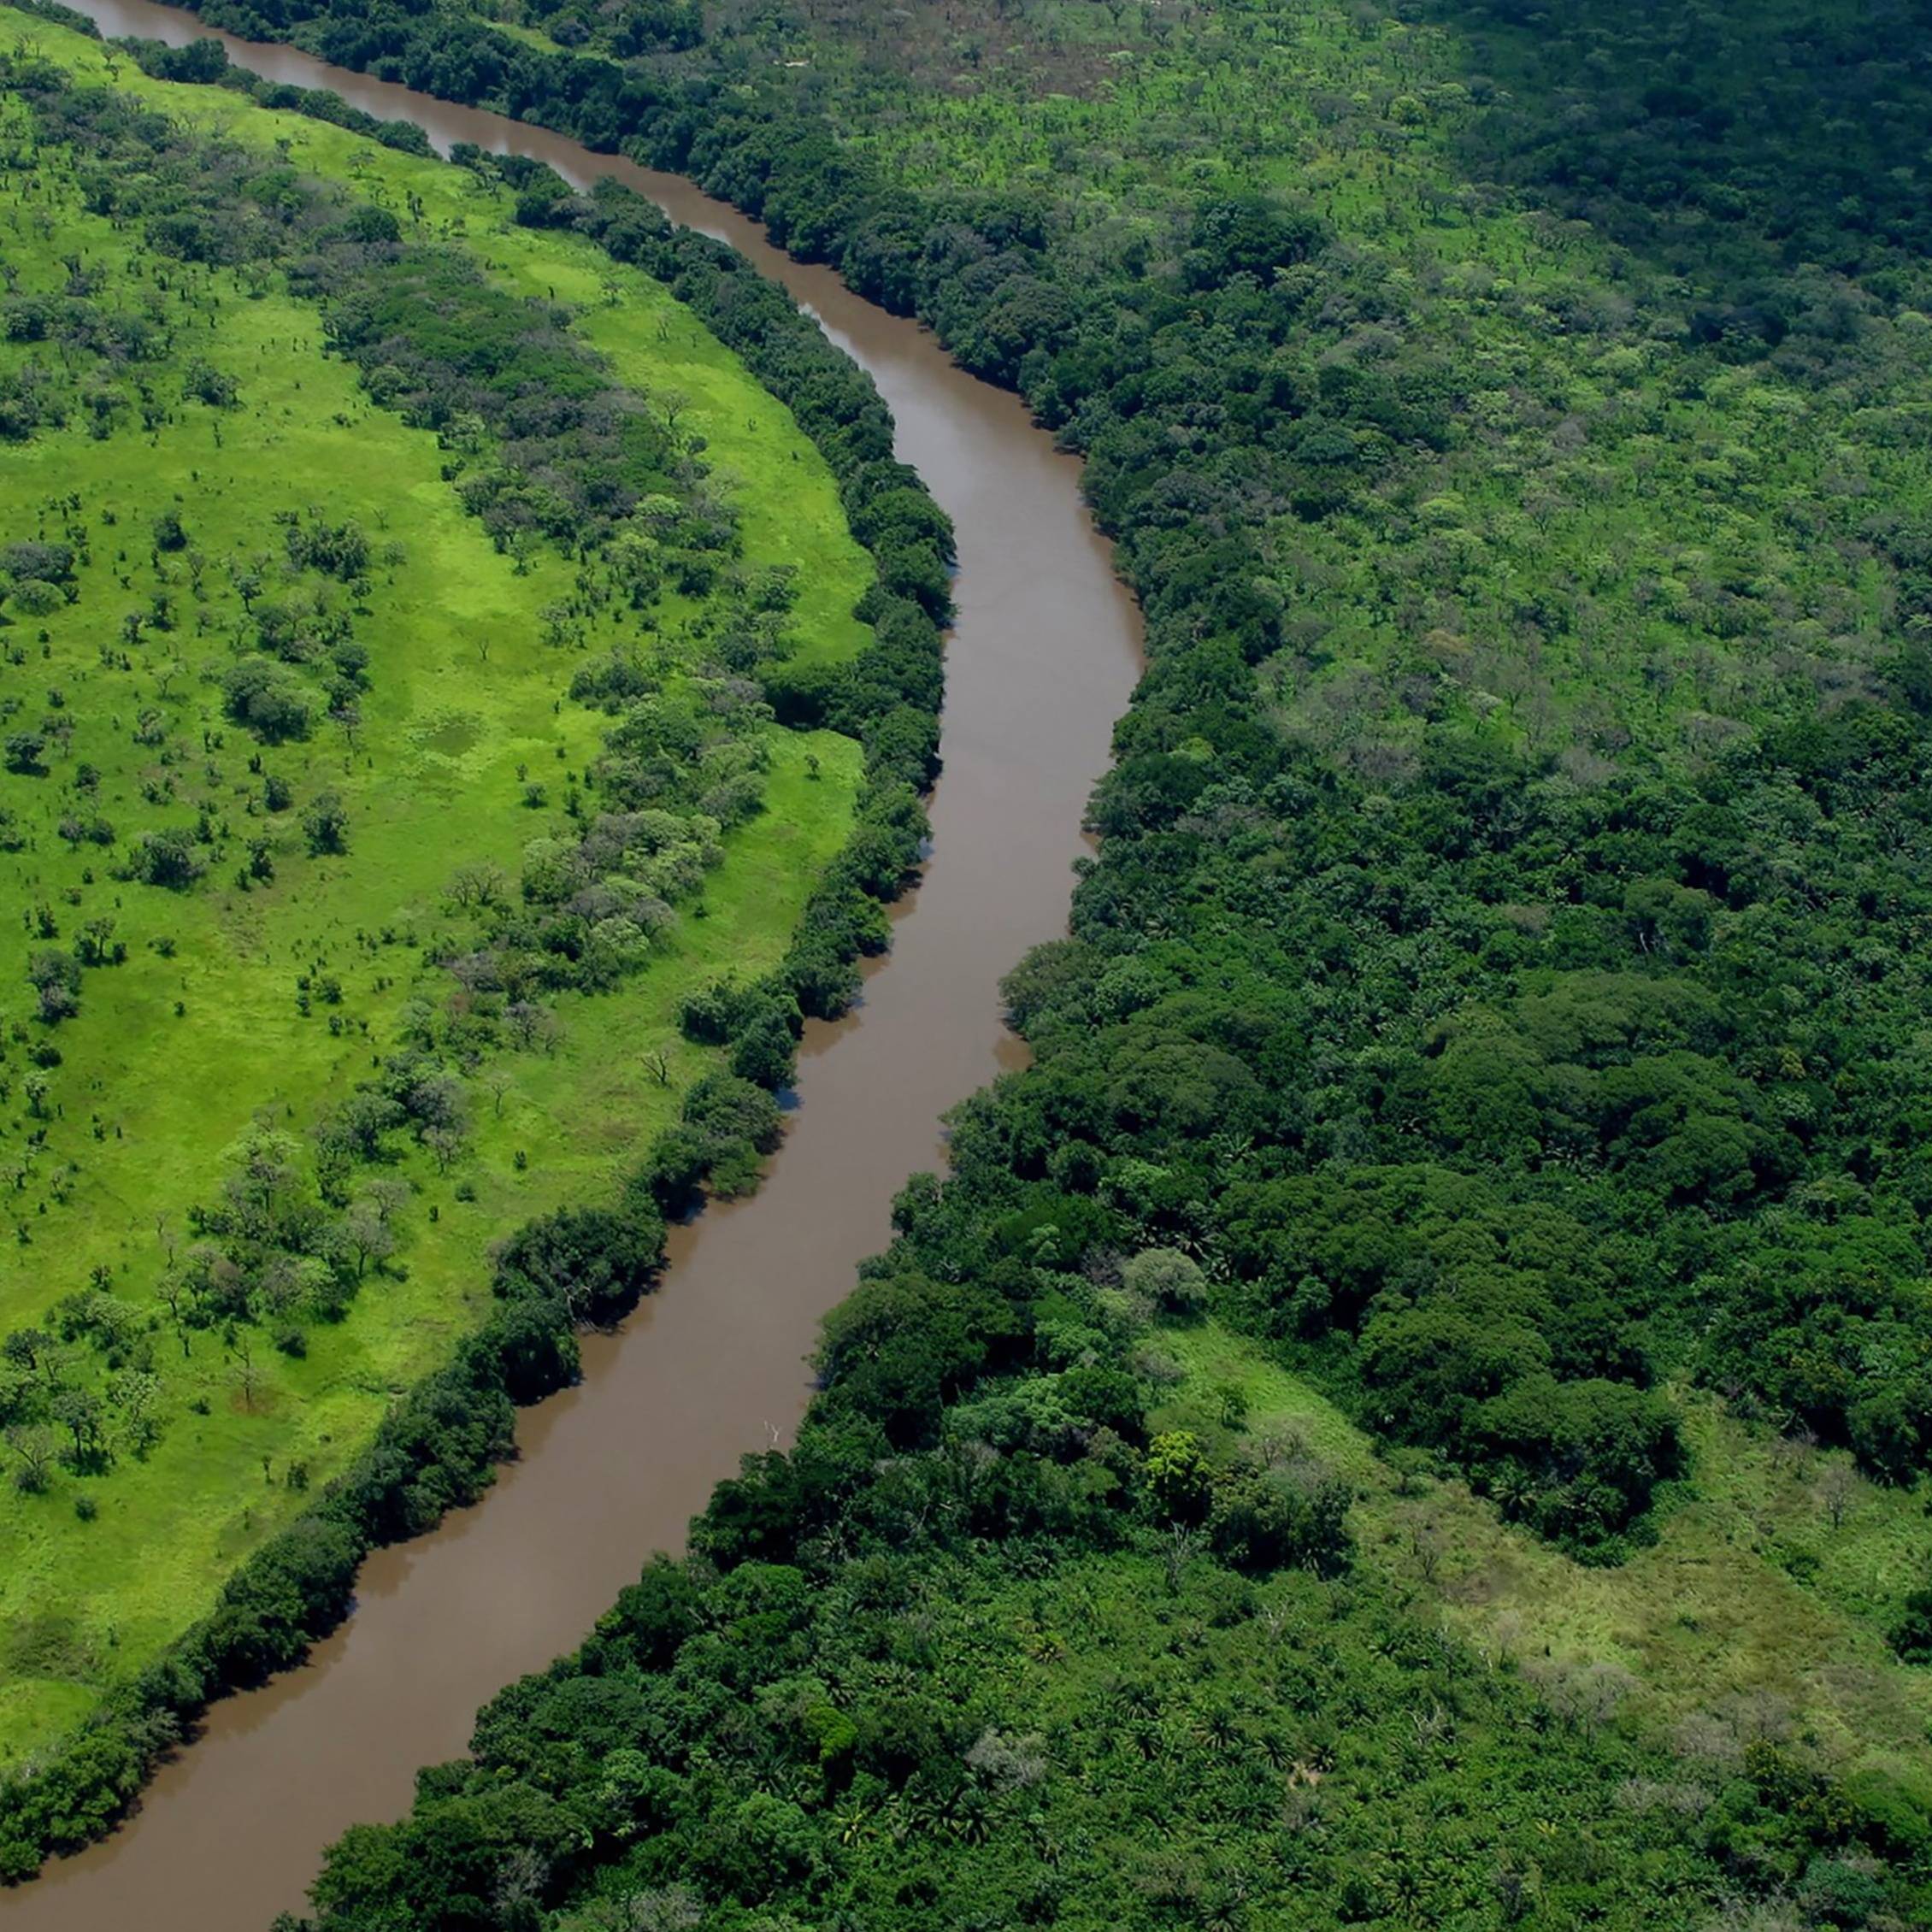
[1154,1322,1932,1801]
[0,15,871,1771]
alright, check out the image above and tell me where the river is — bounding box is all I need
[2,3,1143,1927]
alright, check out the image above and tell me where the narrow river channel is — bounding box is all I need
[3,4,1145,1926]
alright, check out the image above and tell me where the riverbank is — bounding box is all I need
[0,3,968,1894]
[0,3,1142,1923]
[0,15,879,1786]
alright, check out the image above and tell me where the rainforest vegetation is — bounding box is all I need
[149,0,1932,1527]
[11,0,1932,1923]
[0,6,949,1880]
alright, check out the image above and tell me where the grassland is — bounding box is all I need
[0,14,875,1771]
[1157,1323,1932,1811]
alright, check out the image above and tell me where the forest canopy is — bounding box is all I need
[10,0,1932,1925]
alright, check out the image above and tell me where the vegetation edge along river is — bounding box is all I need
[0,0,960,1882]
[16,0,1932,1925]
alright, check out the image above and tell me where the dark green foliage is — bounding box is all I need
[727,1004,795,1090]
[25,945,81,1022]
[32,0,1932,1921]
[291,1163,1928,1929]
[221,655,314,743]
[300,790,348,856]
[3,731,48,774]
[493,1202,667,1326]
[320,249,677,556]
[199,1517,361,1686]
[1890,1582,1932,1664]
[1206,1451,1351,1575]
[816,1269,1025,1447]
[639,1071,783,1213]
[122,826,204,889]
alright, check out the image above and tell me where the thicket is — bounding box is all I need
[0,40,951,1882]
[289,1157,1932,1929]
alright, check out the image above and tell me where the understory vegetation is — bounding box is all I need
[0,8,951,1880]
[14,0,1932,1923]
[290,1217,1932,1930]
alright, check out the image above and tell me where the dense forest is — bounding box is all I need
[144,0,1932,1534]
[11,0,1932,1923]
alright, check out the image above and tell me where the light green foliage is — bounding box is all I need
[0,18,869,1771]
[1159,1323,1932,1811]
[1120,1244,1207,1315]
[690,0,1932,777]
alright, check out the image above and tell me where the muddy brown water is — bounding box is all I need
[3,3,1143,1925]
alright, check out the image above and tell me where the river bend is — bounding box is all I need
[2,6,1144,1925]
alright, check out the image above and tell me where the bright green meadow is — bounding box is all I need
[0,16,871,1770]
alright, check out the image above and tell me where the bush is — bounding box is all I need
[221,657,313,743]
[124,828,203,891]
[302,792,349,855]
[1122,1246,1208,1316]
[1891,1583,1932,1664]
[1207,1458,1351,1575]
